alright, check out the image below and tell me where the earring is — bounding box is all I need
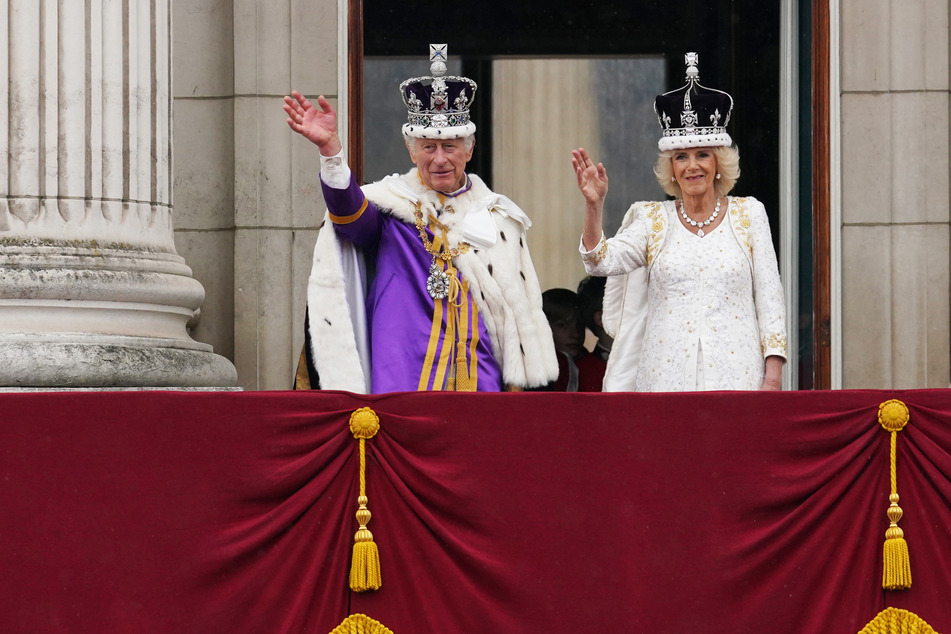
[716,173,721,180]
[671,177,676,182]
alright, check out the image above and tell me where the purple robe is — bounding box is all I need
[321,175,502,393]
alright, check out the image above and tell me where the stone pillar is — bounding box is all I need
[0,0,236,387]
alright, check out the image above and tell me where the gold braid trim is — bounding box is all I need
[330,614,395,634]
[329,197,369,225]
[348,408,382,592]
[878,399,912,590]
[858,607,937,634]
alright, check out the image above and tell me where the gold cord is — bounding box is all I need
[414,203,471,259]
[415,204,476,391]
[348,408,382,592]
[877,399,912,591]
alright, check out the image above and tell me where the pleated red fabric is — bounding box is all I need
[1,389,949,633]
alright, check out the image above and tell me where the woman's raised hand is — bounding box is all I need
[283,91,342,156]
[571,148,609,206]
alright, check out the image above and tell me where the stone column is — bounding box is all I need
[0,0,236,387]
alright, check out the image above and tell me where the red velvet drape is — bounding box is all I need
[1,390,949,633]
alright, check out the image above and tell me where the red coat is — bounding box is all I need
[553,350,607,392]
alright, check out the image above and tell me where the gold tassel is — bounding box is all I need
[878,399,912,591]
[348,407,382,592]
[331,613,395,634]
[858,607,937,634]
[882,486,912,590]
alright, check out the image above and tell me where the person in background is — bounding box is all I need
[286,44,557,393]
[576,276,612,363]
[542,288,606,392]
[572,52,786,392]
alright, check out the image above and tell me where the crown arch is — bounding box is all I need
[347,0,830,389]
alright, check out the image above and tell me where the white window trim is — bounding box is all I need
[780,0,799,389]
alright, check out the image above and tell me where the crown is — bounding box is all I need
[400,44,478,139]
[653,52,734,151]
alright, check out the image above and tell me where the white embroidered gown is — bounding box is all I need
[582,197,787,391]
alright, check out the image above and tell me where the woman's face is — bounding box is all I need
[671,147,718,199]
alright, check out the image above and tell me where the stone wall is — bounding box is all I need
[172,0,338,389]
[839,0,950,387]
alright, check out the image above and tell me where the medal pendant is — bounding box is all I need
[426,261,450,299]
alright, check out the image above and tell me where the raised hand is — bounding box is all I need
[283,91,342,156]
[571,148,609,206]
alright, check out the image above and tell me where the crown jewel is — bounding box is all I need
[400,44,478,139]
[653,52,734,151]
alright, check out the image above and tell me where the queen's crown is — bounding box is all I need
[653,52,734,151]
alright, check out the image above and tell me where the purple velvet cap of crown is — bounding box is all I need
[399,45,478,139]
[653,53,733,151]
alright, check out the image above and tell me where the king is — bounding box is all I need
[284,44,558,393]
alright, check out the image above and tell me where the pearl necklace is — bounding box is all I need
[679,197,720,237]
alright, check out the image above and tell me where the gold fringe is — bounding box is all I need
[883,527,912,591]
[348,408,382,592]
[858,607,937,634]
[877,400,912,591]
[330,613,395,634]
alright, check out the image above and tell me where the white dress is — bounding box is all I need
[581,197,787,391]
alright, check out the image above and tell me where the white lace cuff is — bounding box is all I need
[319,149,352,189]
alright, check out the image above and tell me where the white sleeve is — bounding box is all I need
[578,202,653,276]
[319,149,352,189]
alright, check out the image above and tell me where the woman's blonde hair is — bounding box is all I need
[653,145,740,198]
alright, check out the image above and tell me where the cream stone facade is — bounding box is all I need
[839,0,950,388]
[4,0,943,389]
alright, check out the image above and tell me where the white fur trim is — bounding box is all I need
[402,121,476,139]
[658,132,732,151]
[307,214,371,392]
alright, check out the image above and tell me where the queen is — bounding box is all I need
[572,52,787,392]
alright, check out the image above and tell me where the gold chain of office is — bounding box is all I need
[414,204,471,260]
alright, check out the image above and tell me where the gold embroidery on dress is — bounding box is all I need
[762,333,788,355]
[583,237,609,265]
[645,202,666,266]
[729,198,753,260]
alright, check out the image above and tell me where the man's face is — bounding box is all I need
[408,137,474,192]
